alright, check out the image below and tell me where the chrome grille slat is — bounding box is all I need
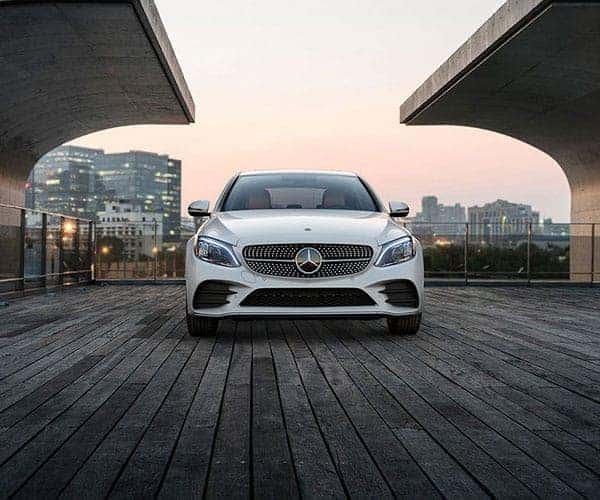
[243,244,373,278]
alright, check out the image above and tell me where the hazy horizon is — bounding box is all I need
[69,0,571,221]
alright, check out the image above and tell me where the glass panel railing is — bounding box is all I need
[96,221,160,280]
[46,215,62,287]
[24,211,44,289]
[0,204,92,294]
[530,222,571,281]
[94,222,194,280]
[62,218,79,284]
[158,229,193,279]
[467,224,528,281]
[79,221,92,283]
[2,206,598,290]
[404,221,596,284]
[405,223,467,282]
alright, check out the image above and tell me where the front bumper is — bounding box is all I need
[185,240,424,319]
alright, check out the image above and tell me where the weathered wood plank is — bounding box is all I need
[4,335,181,498]
[369,323,599,497]
[299,320,442,499]
[106,334,214,498]
[267,321,347,499]
[0,285,598,499]
[204,321,252,499]
[251,321,299,499]
[158,322,235,498]
[338,322,533,499]
[283,322,394,499]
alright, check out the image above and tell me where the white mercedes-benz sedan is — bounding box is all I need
[185,171,424,336]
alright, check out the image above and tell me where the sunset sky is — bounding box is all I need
[71,0,570,221]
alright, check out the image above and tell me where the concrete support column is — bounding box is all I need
[0,172,25,207]
[559,153,600,281]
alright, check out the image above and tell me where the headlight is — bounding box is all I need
[194,236,240,267]
[375,236,416,267]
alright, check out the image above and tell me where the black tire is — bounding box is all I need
[187,313,219,337]
[387,314,421,336]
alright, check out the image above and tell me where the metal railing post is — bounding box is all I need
[97,227,102,281]
[123,224,128,280]
[18,209,26,292]
[464,222,469,285]
[527,221,532,286]
[89,221,94,282]
[73,219,80,284]
[591,223,596,286]
[58,217,65,286]
[41,213,47,289]
[153,220,158,282]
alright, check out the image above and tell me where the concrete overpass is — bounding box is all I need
[0,0,195,206]
[400,0,600,279]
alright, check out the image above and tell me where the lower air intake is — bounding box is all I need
[240,288,375,307]
[193,281,236,309]
[380,280,420,308]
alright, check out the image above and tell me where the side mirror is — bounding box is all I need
[188,200,211,217]
[389,201,410,218]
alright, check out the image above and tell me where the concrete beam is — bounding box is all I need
[400,0,600,280]
[0,0,195,206]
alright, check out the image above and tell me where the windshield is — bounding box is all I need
[221,173,379,212]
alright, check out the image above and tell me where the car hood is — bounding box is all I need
[199,210,410,247]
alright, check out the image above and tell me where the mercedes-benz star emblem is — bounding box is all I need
[295,247,323,275]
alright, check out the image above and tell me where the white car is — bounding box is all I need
[185,171,424,336]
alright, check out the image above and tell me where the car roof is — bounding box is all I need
[238,169,358,177]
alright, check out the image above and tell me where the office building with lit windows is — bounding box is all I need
[27,147,182,243]
[26,145,104,219]
[96,151,181,243]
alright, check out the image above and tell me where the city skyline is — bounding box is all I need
[28,144,557,224]
[26,145,182,243]
[413,194,551,222]
[64,0,570,222]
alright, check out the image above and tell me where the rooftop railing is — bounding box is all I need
[404,221,597,285]
[95,220,598,286]
[1,207,598,293]
[0,204,94,294]
[95,220,193,281]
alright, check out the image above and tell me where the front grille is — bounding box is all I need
[193,281,236,309]
[380,281,419,308]
[240,288,376,307]
[243,244,373,278]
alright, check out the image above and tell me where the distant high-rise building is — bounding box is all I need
[415,195,466,235]
[26,145,104,219]
[420,196,440,222]
[96,151,181,242]
[27,147,182,244]
[468,199,540,243]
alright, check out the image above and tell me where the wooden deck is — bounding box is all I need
[0,285,599,499]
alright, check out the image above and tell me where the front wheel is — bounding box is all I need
[387,314,421,336]
[187,313,219,337]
